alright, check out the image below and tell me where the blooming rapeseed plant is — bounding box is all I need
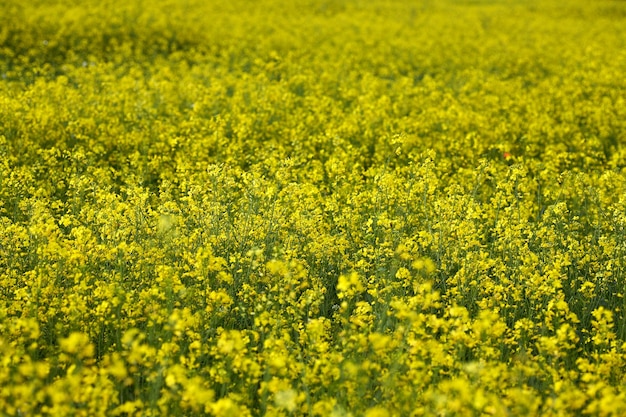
[1,0,626,415]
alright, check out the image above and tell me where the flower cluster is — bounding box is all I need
[2,0,626,415]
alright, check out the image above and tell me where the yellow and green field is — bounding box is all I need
[2,0,626,415]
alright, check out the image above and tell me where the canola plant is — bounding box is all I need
[1,0,626,415]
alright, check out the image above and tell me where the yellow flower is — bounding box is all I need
[274,388,298,412]
[364,406,389,417]
[59,332,94,359]
[337,272,365,299]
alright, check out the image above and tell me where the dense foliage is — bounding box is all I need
[2,0,626,415]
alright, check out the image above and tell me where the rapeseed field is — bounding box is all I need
[1,0,626,415]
